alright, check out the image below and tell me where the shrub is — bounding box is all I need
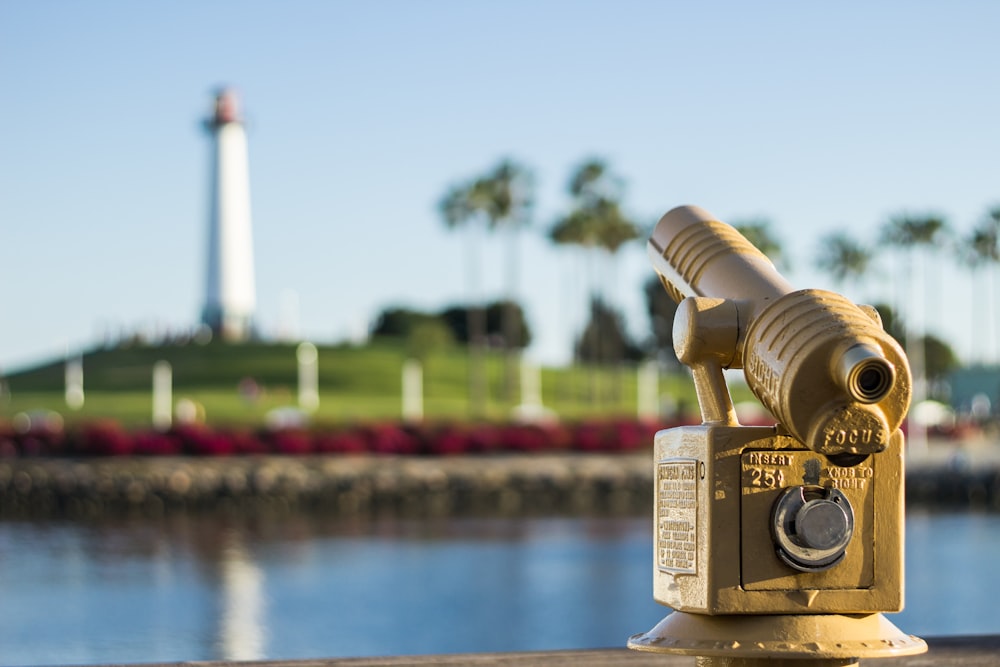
[6,417,668,458]
[362,423,420,455]
[174,425,235,456]
[313,429,367,454]
[134,431,182,456]
[77,420,134,456]
[269,429,312,456]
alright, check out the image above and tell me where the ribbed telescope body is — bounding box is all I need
[649,206,911,457]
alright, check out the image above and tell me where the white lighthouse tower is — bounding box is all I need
[202,87,256,342]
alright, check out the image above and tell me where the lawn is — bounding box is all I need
[0,339,739,428]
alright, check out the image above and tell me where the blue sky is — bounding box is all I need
[2,1,999,372]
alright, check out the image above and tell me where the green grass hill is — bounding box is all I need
[0,340,714,428]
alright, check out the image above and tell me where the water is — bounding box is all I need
[0,512,997,666]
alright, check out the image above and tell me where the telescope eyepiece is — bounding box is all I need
[837,344,895,404]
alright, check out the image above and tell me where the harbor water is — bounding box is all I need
[0,512,997,666]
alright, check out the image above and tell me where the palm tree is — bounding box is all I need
[879,214,948,319]
[438,182,488,416]
[471,160,534,399]
[959,207,1000,363]
[569,158,624,207]
[439,159,534,413]
[550,159,639,402]
[551,161,609,314]
[815,231,873,296]
[879,213,949,450]
[552,159,638,299]
[732,218,788,272]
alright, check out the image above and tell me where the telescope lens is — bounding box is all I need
[837,344,895,404]
[850,359,893,402]
[858,365,889,398]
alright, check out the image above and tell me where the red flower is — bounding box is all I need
[79,420,133,457]
[313,429,367,454]
[363,424,419,455]
[173,425,235,456]
[134,431,181,456]
[270,429,312,455]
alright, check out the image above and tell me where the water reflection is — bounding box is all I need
[217,529,266,660]
[0,513,997,666]
[0,514,662,664]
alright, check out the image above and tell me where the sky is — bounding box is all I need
[2,0,999,373]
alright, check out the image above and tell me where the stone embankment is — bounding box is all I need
[0,454,652,518]
[2,437,1000,518]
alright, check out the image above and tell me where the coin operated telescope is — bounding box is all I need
[628,206,927,667]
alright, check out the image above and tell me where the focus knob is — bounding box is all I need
[771,486,854,572]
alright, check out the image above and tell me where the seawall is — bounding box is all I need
[1,445,999,518]
[0,454,650,518]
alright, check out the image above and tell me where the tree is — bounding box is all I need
[878,213,949,345]
[438,159,535,413]
[569,159,624,205]
[551,158,639,265]
[485,300,532,350]
[870,302,904,344]
[815,231,873,293]
[644,275,680,366]
[878,213,950,449]
[870,302,956,395]
[438,181,488,414]
[575,297,643,363]
[958,206,1000,363]
[550,159,640,365]
[879,213,948,318]
[370,306,454,369]
[405,320,455,366]
[732,218,788,272]
[923,334,960,385]
[474,160,534,398]
[370,307,440,339]
[438,301,532,348]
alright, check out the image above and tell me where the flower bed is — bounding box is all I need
[0,418,687,458]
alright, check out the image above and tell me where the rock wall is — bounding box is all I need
[0,455,653,519]
[1,454,997,519]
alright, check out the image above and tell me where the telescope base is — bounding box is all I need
[628,611,926,665]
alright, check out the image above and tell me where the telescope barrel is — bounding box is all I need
[647,205,793,316]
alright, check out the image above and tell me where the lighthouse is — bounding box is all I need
[201,87,256,342]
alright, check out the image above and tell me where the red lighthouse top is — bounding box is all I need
[212,88,242,125]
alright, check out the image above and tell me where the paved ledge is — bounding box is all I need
[87,635,1000,666]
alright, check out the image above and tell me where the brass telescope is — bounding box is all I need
[629,205,926,667]
[648,204,910,461]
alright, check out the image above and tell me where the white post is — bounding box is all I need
[297,342,319,412]
[152,361,173,430]
[402,359,423,422]
[65,355,84,410]
[637,359,660,421]
[520,357,542,408]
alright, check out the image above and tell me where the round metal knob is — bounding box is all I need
[797,499,851,550]
[771,486,854,572]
